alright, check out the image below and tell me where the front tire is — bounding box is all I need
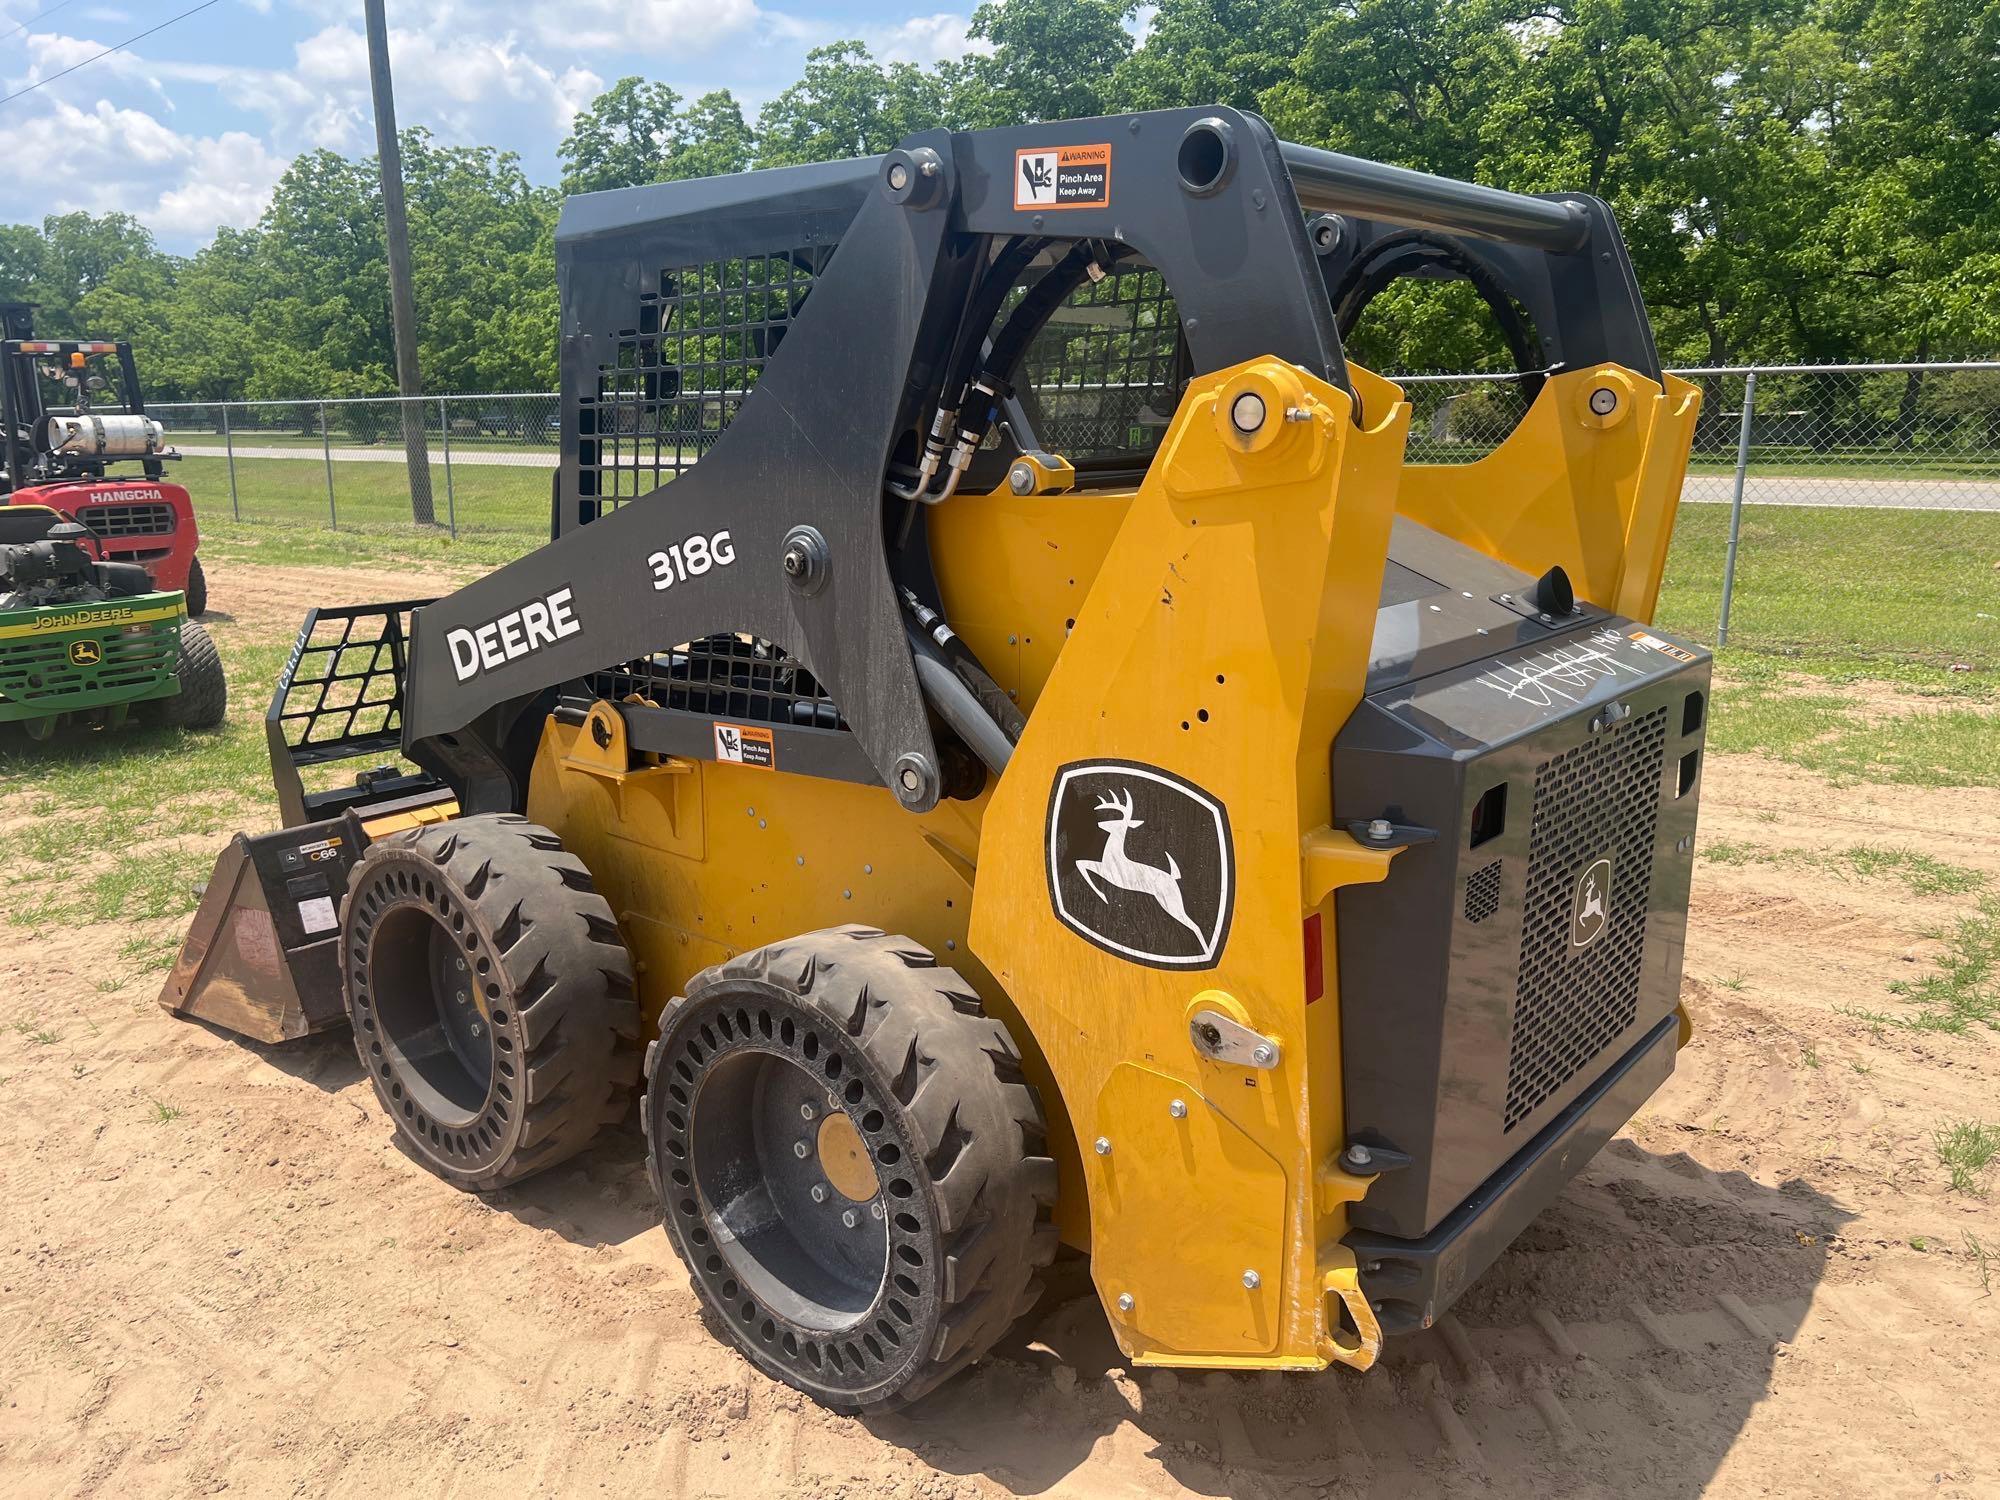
[343,814,641,1191]
[151,620,226,729]
[183,555,208,617]
[644,925,1057,1412]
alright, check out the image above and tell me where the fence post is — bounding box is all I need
[438,395,457,538]
[321,400,337,530]
[1716,368,1756,647]
[221,403,240,521]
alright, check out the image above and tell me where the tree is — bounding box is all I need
[962,0,1136,124]
[561,79,757,193]
[755,44,953,166]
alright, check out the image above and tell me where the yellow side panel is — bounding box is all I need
[1397,366,1700,623]
[968,357,1410,1367]
[1090,1063,1286,1359]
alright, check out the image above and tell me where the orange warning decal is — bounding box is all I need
[1014,144,1111,210]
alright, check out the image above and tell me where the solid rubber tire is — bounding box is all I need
[644,924,1058,1412]
[343,813,641,1192]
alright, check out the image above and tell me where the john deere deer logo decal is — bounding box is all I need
[1571,856,1614,948]
[67,639,102,667]
[1047,761,1232,969]
[1076,787,1206,946]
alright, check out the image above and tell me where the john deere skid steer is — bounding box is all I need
[163,107,1705,1410]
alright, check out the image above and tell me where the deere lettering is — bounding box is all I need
[446,587,581,682]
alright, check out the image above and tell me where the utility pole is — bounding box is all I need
[364,0,436,524]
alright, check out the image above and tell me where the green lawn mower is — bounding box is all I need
[0,504,225,740]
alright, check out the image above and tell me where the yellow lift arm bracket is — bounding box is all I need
[1396,365,1700,624]
[970,357,1410,1368]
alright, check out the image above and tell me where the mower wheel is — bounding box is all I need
[645,925,1057,1413]
[184,556,208,618]
[342,814,641,1192]
[151,620,227,729]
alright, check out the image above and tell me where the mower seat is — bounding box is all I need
[0,505,64,547]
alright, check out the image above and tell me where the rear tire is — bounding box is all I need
[342,813,641,1191]
[183,555,207,617]
[644,925,1057,1412]
[151,620,227,729]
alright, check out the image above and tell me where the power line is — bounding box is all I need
[2,1,80,44]
[0,0,222,108]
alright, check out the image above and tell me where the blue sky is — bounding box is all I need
[0,0,1004,252]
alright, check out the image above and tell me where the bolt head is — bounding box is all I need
[1367,817,1393,840]
[800,1103,816,1121]
[811,1184,827,1203]
[870,1201,884,1220]
[782,545,807,577]
[1242,1269,1261,1290]
[1168,1099,1188,1119]
[1093,1136,1112,1156]
[1009,462,1033,494]
[468,1022,482,1038]
[842,1209,859,1229]
[1230,391,1267,434]
[793,1141,810,1159]
[1345,1144,1374,1169]
[1116,1293,1135,1313]
[1251,1044,1276,1067]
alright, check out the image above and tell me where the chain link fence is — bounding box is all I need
[154,364,2000,668]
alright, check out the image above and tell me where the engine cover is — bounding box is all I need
[1334,521,1709,1243]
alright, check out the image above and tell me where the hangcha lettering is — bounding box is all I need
[446,587,581,682]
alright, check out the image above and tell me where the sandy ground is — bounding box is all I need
[1,565,1996,1498]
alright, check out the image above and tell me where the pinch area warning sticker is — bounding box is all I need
[714,722,776,769]
[1015,144,1111,210]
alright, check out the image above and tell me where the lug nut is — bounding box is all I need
[811,1185,827,1203]
[468,1022,482,1038]
[842,1209,859,1228]
[870,1201,884,1220]
[1093,1136,1112,1156]
[1230,391,1267,433]
[1242,1269,1261,1290]
[800,1102,816,1121]
[793,1141,810,1159]
[1168,1099,1187,1119]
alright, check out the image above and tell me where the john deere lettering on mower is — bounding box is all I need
[162,107,1706,1412]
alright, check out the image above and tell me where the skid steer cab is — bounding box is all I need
[163,108,1707,1411]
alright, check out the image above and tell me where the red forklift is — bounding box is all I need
[0,301,206,616]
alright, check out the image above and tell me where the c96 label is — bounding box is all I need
[649,529,736,591]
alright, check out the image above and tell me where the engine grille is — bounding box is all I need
[78,502,175,538]
[1503,706,1669,1132]
[1463,860,1502,924]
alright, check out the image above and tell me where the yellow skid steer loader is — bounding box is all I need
[163,107,1704,1412]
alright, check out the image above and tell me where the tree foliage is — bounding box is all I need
[5,0,1992,400]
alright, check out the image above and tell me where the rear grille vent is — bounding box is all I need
[1504,706,1669,1131]
[79,502,175,538]
[1463,860,1502,924]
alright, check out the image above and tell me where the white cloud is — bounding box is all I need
[868,12,988,67]
[0,97,284,236]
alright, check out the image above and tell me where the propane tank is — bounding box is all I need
[34,412,167,458]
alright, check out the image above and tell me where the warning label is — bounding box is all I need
[1627,629,1698,663]
[714,722,776,769]
[1014,144,1111,210]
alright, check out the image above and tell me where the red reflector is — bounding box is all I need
[1303,912,1325,1003]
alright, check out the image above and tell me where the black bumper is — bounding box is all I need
[1345,1014,1679,1334]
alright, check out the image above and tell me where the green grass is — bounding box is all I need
[1697,837,1988,897]
[1934,1120,2000,1194]
[1886,899,2000,1034]
[1656,503,2000,675]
